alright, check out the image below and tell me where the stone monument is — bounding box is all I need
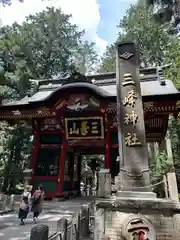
[95,42,180,240]
[115,41,155,197]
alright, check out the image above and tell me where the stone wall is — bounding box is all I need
[95,199,180,240]
[173,214,180,240]
[103,211,174,240]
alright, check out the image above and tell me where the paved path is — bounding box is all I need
[0,197,93,240]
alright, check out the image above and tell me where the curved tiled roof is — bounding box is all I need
[1,67,180,107]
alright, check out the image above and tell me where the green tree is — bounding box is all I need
[99,44,115,73]
[150,150,167,196]
[164,38,180,188]
[1,7,84,80]
[73,41,99,74]
[146,0,180,27]
[0,7,98,83]
[164,38,180,88]
[100,2,171,73]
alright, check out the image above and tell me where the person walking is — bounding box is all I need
[31,184,45,223]
[18,185,32,225]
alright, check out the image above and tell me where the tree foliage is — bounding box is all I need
[73,41,99,74]
[146,0,180,27]
[150,150,169,181]
[164,38,180,88]
[118,3,171,66]
[100,2,171,73]
[150,150,169,197]
[0,7,85,83]
[164,38,180,187]
[99,44,115,73]
[0,122,33,192]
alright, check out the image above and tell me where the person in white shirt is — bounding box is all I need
[18,185,32,225]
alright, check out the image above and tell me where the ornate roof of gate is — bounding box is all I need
[1,66,180,107]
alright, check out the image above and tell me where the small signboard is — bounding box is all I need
[65,117,104,140]
[39,118,61,131]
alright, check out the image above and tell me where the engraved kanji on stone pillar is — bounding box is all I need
[116,42,150,191]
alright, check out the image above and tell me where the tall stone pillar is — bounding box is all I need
[115,42,155,197]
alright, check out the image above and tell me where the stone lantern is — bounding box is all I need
[23,168,33,187]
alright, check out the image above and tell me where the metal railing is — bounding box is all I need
[48,214,82,240]
[30,202,95,240]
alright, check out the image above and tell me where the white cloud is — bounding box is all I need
[0,0,107,55]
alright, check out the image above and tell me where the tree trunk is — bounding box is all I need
[2,148,14,193]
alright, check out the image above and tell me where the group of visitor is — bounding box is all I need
[18,184,44,225]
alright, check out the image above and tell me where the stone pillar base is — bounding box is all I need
[115,174,152,192]
[95,197,180,240]
[116,190,156,199]
[97,169,111,198]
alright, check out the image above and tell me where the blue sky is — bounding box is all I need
[0,0,138,54]
[98,0,136,43]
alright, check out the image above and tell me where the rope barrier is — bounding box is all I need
[112,177,165,184]
[120,179,166,189]
[112,177,167,189]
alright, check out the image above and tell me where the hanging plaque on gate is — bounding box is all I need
[65,117,104,140]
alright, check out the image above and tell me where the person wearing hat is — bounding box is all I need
[18,185,32,225]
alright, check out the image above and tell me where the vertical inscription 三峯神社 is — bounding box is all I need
[123,87,141,147]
